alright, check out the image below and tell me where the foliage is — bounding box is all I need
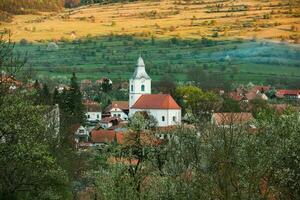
[0,33,27,96]
[0,94,70,199]
[0,0,64,15]
[175,85,222,119]
[89,110,300,199]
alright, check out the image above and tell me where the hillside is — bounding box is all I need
[1,0,300,42]
[14,36,300,86]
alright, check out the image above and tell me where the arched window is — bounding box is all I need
[131,85,133,91]
[141,84,145,91]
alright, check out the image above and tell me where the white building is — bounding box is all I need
[129,57,181,127]
[105,101,129,120]
[83,100,102,122]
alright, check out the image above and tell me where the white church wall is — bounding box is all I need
[129,108,181,127]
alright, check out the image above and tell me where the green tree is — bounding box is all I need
[0,94,70,199]
[175,85,222,120]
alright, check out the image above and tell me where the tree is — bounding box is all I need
[0,94,69,199]
[64,0,80,8]
[154,75,176,96]
[0,33,27,96]
[101,78,112,93]
[175,85,222,120]
[220,97,241,112]
[60,72,85,124]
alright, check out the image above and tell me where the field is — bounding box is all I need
[1,0,300,43]
[15,36,300,86]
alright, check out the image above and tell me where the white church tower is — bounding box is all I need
[129,56,151,108]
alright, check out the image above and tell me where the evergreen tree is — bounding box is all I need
[41,84,51,105]
[52,87,60,105]
[67,72,85,124]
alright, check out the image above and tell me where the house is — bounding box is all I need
[105,101,129,120]
[276,89,300,100]
[83,100,102,122]
[74,125,89,143]
[128,56,181,127]
[90,129,123,146]
[81,79,92,90]
[211,112,254,128]
[0,73,22,92]
[95,77,112,85]
[99,116,123,129]
[229,85,270,102]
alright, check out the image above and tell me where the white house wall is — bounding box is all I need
[86,112,102,121]
[110,110,128,120]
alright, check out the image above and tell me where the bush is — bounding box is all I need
[19,38,28,46]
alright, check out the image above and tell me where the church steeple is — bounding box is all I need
[131,56,150,79]
[129,56,152,108]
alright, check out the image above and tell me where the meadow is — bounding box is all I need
[15,35,300,86]
[1,0,300,43]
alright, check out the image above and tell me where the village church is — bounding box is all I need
[129,56,181,127]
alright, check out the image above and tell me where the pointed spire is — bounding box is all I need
[137,56,145,67]
[131,56,150,80]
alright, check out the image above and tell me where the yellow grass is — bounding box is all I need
[1,0,300,42]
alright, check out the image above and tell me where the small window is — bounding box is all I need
[162,116,165,122]
[97,114,99,119]
[131,85,133,91]
[118,114,121,117]
[141,84,145,92]
[87,115,90,119]
[113,114,117,117]
[173,116,176,121]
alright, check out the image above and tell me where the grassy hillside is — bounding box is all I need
[15,36,300,86]
[1,0,300,42]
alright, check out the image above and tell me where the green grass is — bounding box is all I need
[15,36,300,85]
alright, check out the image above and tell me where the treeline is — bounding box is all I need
[66,0,140,8]
[0,0,65,15]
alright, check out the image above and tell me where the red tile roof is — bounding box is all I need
[131,94,180,109]
[111,101,129,110]
[229,91,243,101]
[91,130,116,143]
[276,89,300,98]
[83,99,101,112]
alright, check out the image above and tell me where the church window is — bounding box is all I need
[173,116,176,121]
[131,85,133,91]
[97,114,99,119]
[162,116,165,122]
[141,84,145,91]
[87,115,90,119]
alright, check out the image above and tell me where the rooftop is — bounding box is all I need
[131,94,181,109]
